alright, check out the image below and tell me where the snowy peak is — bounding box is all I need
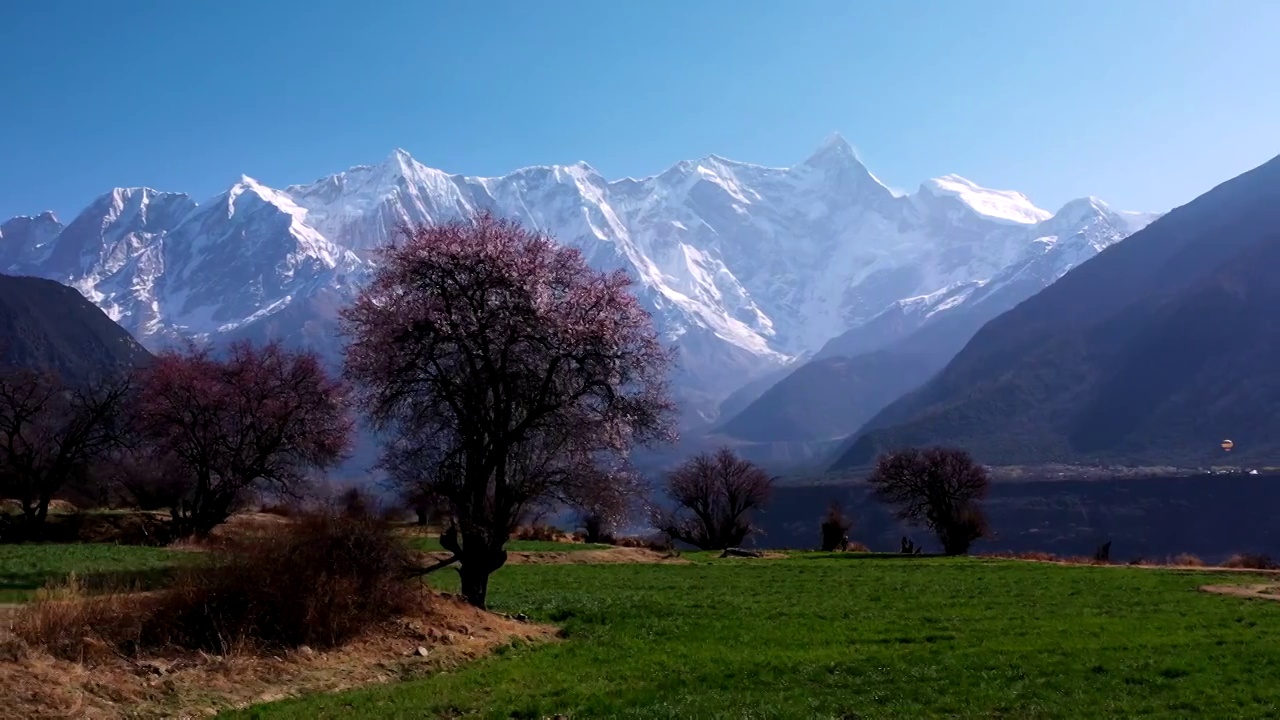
[805,132,857,164]
[799,133,894,201]
[40,188,196,278]
[1042,196,1161,239]
[919,174,1052,225]
[0,137,1157,424]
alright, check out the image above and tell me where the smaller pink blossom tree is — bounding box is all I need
[653,447,774,550]
[0,370,131,527]
[866,446,990,555]
[343,212,675,608]
[133,342,351,537]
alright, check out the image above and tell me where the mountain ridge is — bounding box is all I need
[717,192,1158,445]
[829,152,1280,469]
[0,137,1155,425]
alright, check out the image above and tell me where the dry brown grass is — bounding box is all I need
[1222,553,1278,570]
[512,524,571,543]
[0,590,555,719]
[980,551,1059,562]
[9,578,161,664]
[13,514,420,663]
[1,515,556,718]
[1170,553,1206,567]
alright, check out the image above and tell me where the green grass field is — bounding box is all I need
[0,543,187,603]
[230,554,1280,719]
[406,536,612,553]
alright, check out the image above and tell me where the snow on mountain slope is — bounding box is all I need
[920,174,1052,225]
[814,194,1162,363]
[1,136,1157,424]
[0,212,63,271]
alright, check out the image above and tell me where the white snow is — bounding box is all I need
[923,174,1052,225]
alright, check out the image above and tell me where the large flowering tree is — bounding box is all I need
[343,212,675,607]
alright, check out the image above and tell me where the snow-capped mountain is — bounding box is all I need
[812,194,1159,361]
[0,135,1157,425]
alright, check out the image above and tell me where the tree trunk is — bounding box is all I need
[457,539,509,609]
[583,515,604,544]
[170,503,195,539]
[458,563,490,609]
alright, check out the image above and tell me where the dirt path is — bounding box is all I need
[982,556,1280,575]
[1200,584,1280,601]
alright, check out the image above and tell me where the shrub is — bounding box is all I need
[1170,553,1205,567]
[1093,541,1112,563]
[336,486,376,520]
[257,501,299,518]
[1223,553,1278,570]
[14,514,417,658]
[1060,555,1109,565]
[513,524,561,542]
[820,501,854,552]
[845,541,871,552]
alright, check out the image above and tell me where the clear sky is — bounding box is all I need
[2,0,1277,222]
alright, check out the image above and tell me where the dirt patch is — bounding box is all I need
[981,555,1280,574]
[0,499,77,515]
[0,592,555,719]
[717,551,787,560]
[422,546,688,566]
[1200,584,1280,601]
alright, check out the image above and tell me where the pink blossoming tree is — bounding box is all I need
[342,212,675,608]
[133,342,351,537]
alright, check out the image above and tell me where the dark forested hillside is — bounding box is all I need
[0,274,152,380]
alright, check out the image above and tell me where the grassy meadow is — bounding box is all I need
[228,553,1280,719]
[0,542,187,603]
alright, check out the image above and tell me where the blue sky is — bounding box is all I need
[2,0,1277,221]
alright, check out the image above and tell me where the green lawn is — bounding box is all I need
[407,536,612,553]
[230,554,1280,719]
[0,543,188,603]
